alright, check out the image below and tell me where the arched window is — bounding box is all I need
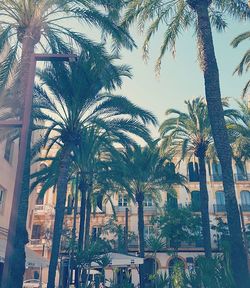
[144,258,158,286]
[33,271,39,279]
[191,191,200,212]
[116,268,132,285]
[236,163,247,181]
[168,257,185,277]
[36,193,44,205]
[212,162,222,181]
[96,194,103,211]
[240,191,250,212]
[188,162,199,182]
[215,191,225,212]
[167,193,178,209]
[118,194,128,207]
[40,163,47,170]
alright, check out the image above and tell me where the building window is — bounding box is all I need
[92,227,102,241]
[215,191,225,212]
[167,194,178,209]
[96,194,103,211]
[31,224,41,239]
[212,162,222,181]
[236,163,247,181]
[188,162,199,182]
[118,195,128,207]
[36,193,44,205]
[168,257,185,277]
[144,195,153,207]
[191,191,200,212]
[144,225,154,239]
[0,187,5,213]
[144,258,158,284]
[240,191,250,212]
[4,138,14,164]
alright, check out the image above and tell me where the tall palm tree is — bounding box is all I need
[0,1,135,286]
[32,55,156,288]
[160,97,213,257]
[113,144,185,288]
[231,31,250,97]
[123,1,250,285]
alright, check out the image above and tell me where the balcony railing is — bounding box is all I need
[29,239,41,245]
[115,206,129,213]
[210,174,223,182]
[34,204,54,213]
[34,205,45,211]
[234,173,250,181]
[211,173,250,182]
[241,204,250,212]
[144,205,157,213]
[213,204,226,213]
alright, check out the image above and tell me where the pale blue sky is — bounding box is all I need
[115,20,249,137]
[70,17,249,137]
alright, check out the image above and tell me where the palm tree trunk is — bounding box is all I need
[81,187,91,287]
[84,188,92,247]
[75,179,87,288]
[136,192,145,288]
[9,129,31,288]
[6,26,38,287]
[47,148,71,288]
[189,1,249,285]
[78,179,87,251]
[198,155,212,258]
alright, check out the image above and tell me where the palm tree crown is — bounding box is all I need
[123,0,249,72]
[0,0,135,88]
[231,30,250,96]
[159,97,213,161]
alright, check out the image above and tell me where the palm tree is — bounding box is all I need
[160,97,213,257]
[227,100,250,171]
[0,1,135,286]
[123,1,250,285]
[146,235,166,277]
[231,31,250,97]
[113,144,184,288]
[32,55,156,288]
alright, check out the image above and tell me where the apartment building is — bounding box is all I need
[0,139,18,240]
[0,135,44,282]
[28,150,250,286]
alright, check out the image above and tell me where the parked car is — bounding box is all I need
[23,279,46,288]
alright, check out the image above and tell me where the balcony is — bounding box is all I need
[210,174,223,182]
[29,239,42,246]
[213,204,226,213]
[34,204,54,214]
[240,204,250,212]
[234,173,250,182]
[34,205,45,211]
[179,240,203,248]
[115,206,129,213]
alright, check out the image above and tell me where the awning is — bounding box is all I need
[91,252,144,268]
[0,239,49,268]
[108,253,143,266]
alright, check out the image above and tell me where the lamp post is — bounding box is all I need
[124,208,129,253]
[39,228,51,288]
[0,53,77,286]
[39,238,46,288]
[67,172,79,288]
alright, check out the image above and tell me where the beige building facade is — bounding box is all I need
[27,151,250,286]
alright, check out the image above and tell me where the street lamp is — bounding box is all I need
[0,53,77,286]
[39,228,51,288]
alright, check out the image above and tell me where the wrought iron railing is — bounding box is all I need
[213,204,226,213]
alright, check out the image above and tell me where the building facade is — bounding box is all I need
[27,150,250,286]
